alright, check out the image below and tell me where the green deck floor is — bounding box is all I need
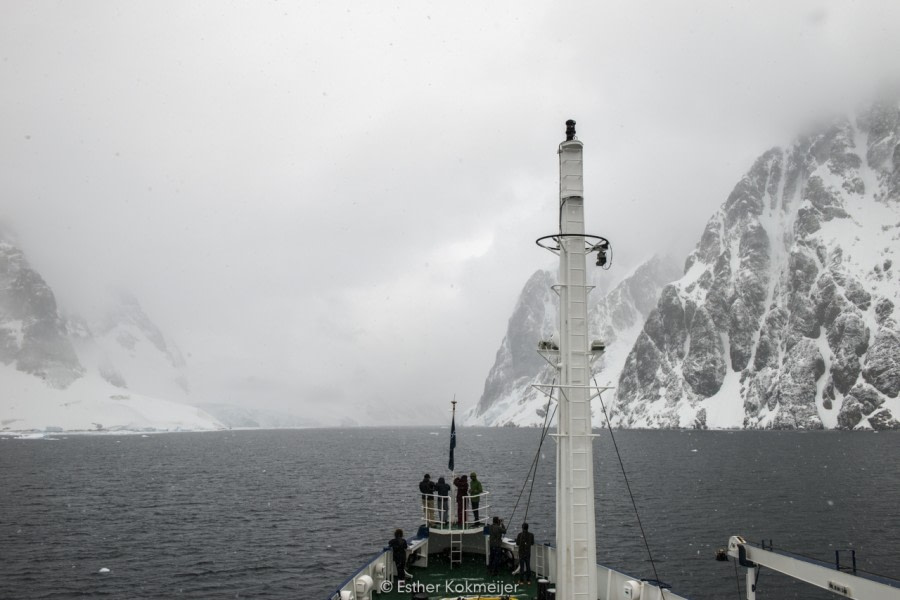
[380,553,539,599]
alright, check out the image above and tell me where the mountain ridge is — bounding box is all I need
[613,100,900,430]
[465,255,681,426]
[470,99,900,430]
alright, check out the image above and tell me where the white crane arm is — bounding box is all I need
[726,536,900,600]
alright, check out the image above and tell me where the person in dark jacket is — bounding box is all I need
[434,476,451,526]
[488,516,507,575]
[469,472,483,524]
[515,522,535,584]
[388,528,409,582]
[453,474,469,526]
[419,474,435,523]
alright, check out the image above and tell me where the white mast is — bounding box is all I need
[548,120,599,600]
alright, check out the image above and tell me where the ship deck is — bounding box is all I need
[381,552,538,600]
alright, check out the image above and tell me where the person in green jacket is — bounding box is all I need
[469,472,483,525]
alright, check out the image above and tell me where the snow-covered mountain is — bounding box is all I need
[1,231,222,433]
[614,99,900,430]
[465,256,680,426]
[67,290,191,402]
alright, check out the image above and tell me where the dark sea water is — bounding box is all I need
[1,428,898,599]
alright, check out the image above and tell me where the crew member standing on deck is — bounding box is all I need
[488,516,507,575]
[469,472,483,525]
[419,474,435,523]
[388,528,410,582]
[453,474,469,526]
[516,522,535,584]
[435,476,451,526]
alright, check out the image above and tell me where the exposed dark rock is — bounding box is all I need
[736,223,770,311]
[644,285,687,359]
[682,307,726,397]
[827,312,869,356]
[723,150,779,228]
[804,177,839,216]
[694,216,723,265]
[862,328,900,397]
[837,383,886,429]
[813,272,838,325]
[821,288,852,329]
[827,311,869,394]
[0,239,83,388]
[823,377,835,407]
[684,297,698,332]
[837,396,865,429]
[753,308,788,371]
[843,276,872,311]
[868,410,900,430]
[768,338,825,429]
[842,177,865,195]
[794,206,822,239]
[789,249,818,295]
[786,295,818,348]
[693,408,708,430]
[874,297,895,327]
[729,298,754,371]
[617,333,662,415]
[782,144,811,208]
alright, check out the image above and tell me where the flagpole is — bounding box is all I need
[449,397,457,472]
[449,397,457,528]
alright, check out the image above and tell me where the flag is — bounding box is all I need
[448,413,456,471]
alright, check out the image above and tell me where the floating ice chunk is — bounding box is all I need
[99,567,111,574]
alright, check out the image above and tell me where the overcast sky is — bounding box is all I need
[2,1,899,426]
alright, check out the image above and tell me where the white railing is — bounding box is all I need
[533,545,692,600]
[328,549,389,600]
[421,491,491,530]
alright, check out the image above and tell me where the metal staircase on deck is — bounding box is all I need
[450,527,462,568]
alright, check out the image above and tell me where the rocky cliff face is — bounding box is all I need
[466,256,680,426]
[0,235,83,387]
[615,100,900,430]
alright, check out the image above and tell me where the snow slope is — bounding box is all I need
[0,364,222,433]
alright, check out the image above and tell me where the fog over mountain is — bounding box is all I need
[3,2,900,427]
[0,231,222,432]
